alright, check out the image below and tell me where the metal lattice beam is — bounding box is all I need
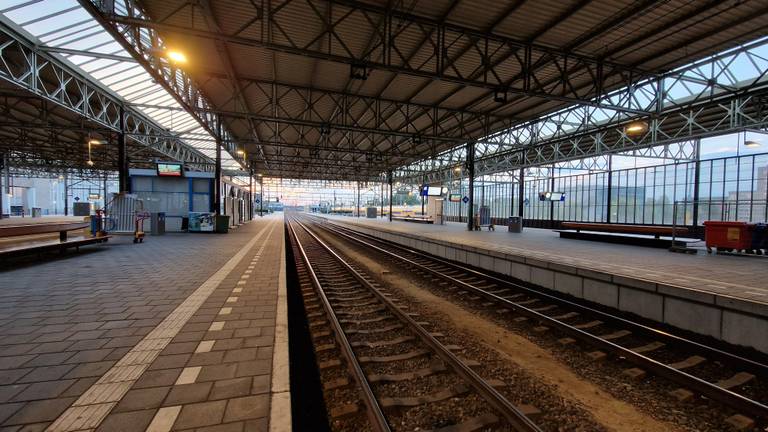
[77,0,247,167]
[93,0,656,114]
[0,18,214,170]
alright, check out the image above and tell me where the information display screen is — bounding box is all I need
[448,193,462,202]
[426,186,445,196]
[538,191,566,201]
[157,162,184,177]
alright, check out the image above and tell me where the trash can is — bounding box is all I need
[366,207,378,218]
[31,207,42,218]
[508,216,523,233]
[703,221,753,251]
[215,215,230,233]
[150,212,166,235]
[752,223,767,252]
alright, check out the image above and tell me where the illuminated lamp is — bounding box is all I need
[624,121,648,135]
[166,50,187,64]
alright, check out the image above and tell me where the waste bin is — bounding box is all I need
[752,223,767,252]
[151,212,166,235]
[366,207,378,218]
[31,207,42,218]
[215,215,230,233]
[508,216,523,233]
[703,221,753,251]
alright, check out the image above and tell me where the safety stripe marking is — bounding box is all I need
[46,222,273,432]
[175,367,201,385]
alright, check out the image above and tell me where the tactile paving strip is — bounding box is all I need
[45,223,273,432]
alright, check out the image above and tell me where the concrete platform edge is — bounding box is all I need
[322,216,768,354]
[269,220,292,432]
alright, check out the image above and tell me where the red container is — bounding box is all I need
[703,221,754,250]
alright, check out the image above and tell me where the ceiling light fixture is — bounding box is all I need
[166,50,188,64]
[624,120,648,135]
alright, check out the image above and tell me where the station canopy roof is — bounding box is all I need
[2,0,768,180]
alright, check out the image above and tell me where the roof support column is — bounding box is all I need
[0,153,5,219]
[692,139,701,228]
[215,121,222,217]
[380,177,384,219]
[249,168,254,220]
[63,173,68,216]
[518,168,524,218]
[387,171,393,222]
[605,155,613,224]
[466,140,475,231]
[118,106,130,193]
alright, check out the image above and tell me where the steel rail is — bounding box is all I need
[286,219,392,432]
[313,217,768,420]
[321,218,768,377]
[292,216,543,432]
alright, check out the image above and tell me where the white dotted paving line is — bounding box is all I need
[141,224,278,432]
[146,406,182,432]
[195,340,215,353]
[45,222,274,432]
[175,367,201,385]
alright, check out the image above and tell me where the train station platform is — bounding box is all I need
[318,215,768,354]
[0,214,289,432]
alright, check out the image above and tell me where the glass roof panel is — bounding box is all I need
[1,0,244,174]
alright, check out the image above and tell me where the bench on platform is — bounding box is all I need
[0,222,110,259]
[556,222,689,248]
[392,216,434,224]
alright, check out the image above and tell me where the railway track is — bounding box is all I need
[286,216,543,432]
[306,215,768,428]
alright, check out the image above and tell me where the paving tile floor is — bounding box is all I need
[0,214,285,432]
[325,215,768,304]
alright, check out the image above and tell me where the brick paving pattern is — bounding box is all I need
[0,215,284,432]
[326,216,768,303]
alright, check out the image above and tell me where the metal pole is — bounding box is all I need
[64,172,69,216]
[387,171,393,222]
[0,153,5,219]
[692,139,701,228]
[357,181,361,217]
[249,168,254,220]
[605,155,613,224]
[550,166,555,225]
[380,177,384,218]
[214,121,222,217]
[118,106,129,193]
[421,175,426,215]
[518,168,524,217]
[510,171,515,218]
[466,141,475,231]
[260,178,263,217]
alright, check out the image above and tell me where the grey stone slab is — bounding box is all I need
[721,311,768,353]
[530,267,555,290]
[657,284,716,305]
[618,286,664,322]
[664,297,722,339]
[554,273,583,298]
[583,279,619,308]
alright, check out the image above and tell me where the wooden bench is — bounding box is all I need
[557,222,689,248]
[392,216,434,224]
[0,222,110,259]
[561,222,688,238]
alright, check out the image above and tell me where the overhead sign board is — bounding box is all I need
[157,162,184,177]
[448,193,462,202]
